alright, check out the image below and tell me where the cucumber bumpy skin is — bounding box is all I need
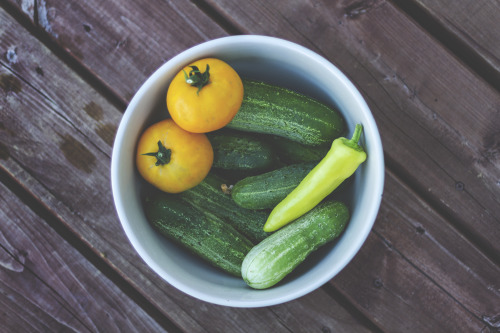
[144,193,253,277]
[208,131,277,172]
[269,135,330,164]
[179,173,270,244]
[227,80,345,146]
[231,162,316,210]
[241,201,349,289]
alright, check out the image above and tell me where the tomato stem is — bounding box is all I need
[143,140,171,166]
[183,64,210,95]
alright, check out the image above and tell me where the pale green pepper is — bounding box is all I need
[263,124,367,232]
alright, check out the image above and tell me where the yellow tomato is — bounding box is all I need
[166,58,243,133]
[136,119,213,193]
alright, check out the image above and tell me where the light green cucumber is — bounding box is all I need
[227,80,345,146]
[241,200,349,289]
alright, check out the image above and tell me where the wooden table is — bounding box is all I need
[1,0,499,332]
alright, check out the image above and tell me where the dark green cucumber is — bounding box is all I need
[208,131,277,172]
[227,80,345,146]
[143,192,253,277]
[269,135,330,164]
[231,162,316,210]
[242,200,349,289]
[179,173,270,243]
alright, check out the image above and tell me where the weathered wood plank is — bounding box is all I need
[203,0,500,259]
[0,7,205,332]
[404,0,500,87]
[5,0,228,102]
[0,7,376,333]
[375,172,500,320]
[0,180,168,332]
[331,170,500,332]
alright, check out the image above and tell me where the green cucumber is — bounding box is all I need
[208,130,277,172]
[231,162,316,210]
[227,80,345,146]
[143,192,253,277]
[269,135,330,164]
[242,200,349,289]
[179,173,270,243]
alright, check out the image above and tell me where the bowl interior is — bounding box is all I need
[111,35,384,307]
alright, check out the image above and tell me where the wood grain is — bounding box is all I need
[0,7,205,332]
[332,170,500,332]
[404,0,500,87]
[6,0,228,103]
[0,7,377,333]
[0,181,167,332]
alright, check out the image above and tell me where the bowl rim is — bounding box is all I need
[111,35,385,307]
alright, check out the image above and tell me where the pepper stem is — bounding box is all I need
[340,123,364,151]
[350,124,363,144]
[142,140,171,166]
[183,64,210,95]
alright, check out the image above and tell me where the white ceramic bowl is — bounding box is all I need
[111,35,384,307]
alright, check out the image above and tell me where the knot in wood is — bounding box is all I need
[455,181,465,191]
[373,278,383,288]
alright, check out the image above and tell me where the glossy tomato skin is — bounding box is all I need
[166,58,243,133]
[136,119,213,193]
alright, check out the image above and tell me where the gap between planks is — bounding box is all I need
[189,0,245,35]
[321,283,385,333]
[390,0,500,93]
[0,167,185,333]
[1,0,127,111]
[383,150,500,268]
